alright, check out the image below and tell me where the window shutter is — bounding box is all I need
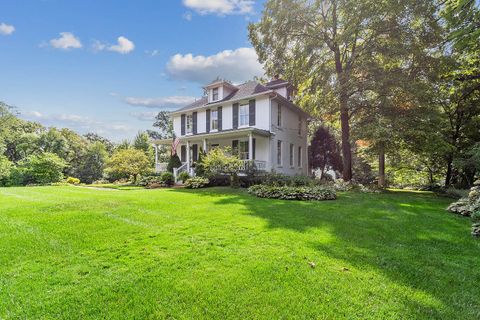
[181,114,186,136]
[249,99,255,126]
[192,112,197,134]
[218,107,222,131]
[192,144,198,162]
[206,109,210,133]
[252,138,256,160]
[180,145,186,162]
[232,103,239,129]
[232,140,239,155]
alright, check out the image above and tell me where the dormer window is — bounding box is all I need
[211,109,218,130]
[212,87,219,101]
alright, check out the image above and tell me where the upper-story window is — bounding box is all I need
[298,116,302,135]
[277,104,282,127]
[211,109,218,130]
[239,103,249,126]
[186,114,193,134]
[212,88,219,101]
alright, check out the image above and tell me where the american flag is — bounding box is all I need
[171,137,180,155]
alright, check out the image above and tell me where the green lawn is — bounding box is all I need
[0,186,478,319]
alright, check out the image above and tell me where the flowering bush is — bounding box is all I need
[248,185,336,201]
[184,177,209,189]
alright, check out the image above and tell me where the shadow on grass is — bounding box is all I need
[170,187,480,317]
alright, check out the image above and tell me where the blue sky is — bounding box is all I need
[0,0,266,141]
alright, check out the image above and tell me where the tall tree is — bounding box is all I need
[250,0,391,180]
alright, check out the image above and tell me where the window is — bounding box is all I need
[186,114,193,134]
[239,103,249,127]
[277,104,282,126]
[211,109,218,130]
[212,88,219,101]
[298,116,302,135]
[239,141,249,160]
[289,144,294,167]
[298,146,302,167]
[277,140,282,166]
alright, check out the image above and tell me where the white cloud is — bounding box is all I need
[92,36,135,54]
[124,96,197,109]
[21,111,133,138]
[182,12,193,21]
[0,22,15,35]
[108,36,135,54]
[166,47,264,84]
[49,32,82,50]
[129,111,158,121]
[182,0,254,15]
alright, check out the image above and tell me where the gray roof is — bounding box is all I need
[173,81,270,113]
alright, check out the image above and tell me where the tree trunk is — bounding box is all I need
[445,155,453,187]
[340,106,352,181]
[378,144,386,188]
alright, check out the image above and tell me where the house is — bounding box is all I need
[153,78,310,179]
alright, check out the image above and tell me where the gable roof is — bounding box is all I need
[172,81,271,114]
[265,78,290,88]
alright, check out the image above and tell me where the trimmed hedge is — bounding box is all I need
[248,185,336,201]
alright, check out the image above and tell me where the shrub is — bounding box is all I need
[195,151,206,177]
[184,177,209,189]
[138,174,161,186]
[443,188,469,199]
[178,171,190,183]
[262,173,315,187]
[105,149,150,183]
[248,185,336,201]
[160,172,174,187]
[66,177,80,185]
[0,156,13,186]
[167,153,182,172]
[12,153,66,185]
[203,147,242,187]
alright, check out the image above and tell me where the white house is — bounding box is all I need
[153,78,310,178]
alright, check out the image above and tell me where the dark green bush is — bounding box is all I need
[160,172,174,186]
[167,154,182,173]
[11,153,66,185]
[248,185,336,201]
[138,174,161,186]
[184,176,209,189]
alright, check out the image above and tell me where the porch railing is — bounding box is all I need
[155,163,168,173]
[173,162,188,183]
[240,160,267,172]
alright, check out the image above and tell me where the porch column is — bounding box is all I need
[186,140,191,171]
[248,133,253,160]
[203,138,207,153]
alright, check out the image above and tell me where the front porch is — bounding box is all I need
[153,128,271,180]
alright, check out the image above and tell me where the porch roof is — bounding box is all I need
[179,127,271,141]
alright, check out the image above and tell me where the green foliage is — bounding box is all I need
[76,142,108,184]
[105,149,151,183]
[248,185,336,201]
[178,171,190,183]
[167,153,182,172]
[194,151,206,177]
[0,155,13,186]
[12,152,67,185]
[133,131,151,153]
[160,172,174,187]
[66,177,80,185]
[203,147,242,187]
[153,111,174,139]
[184,176,209,189]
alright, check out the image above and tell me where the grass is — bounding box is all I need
[0,186,479,319]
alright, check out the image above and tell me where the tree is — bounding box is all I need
[84,132,114,154]
[153,111,174,139]
[12,153,67,185]
[105,149,151,183]
[309,126,343,178]
[133,131,151,153]
[203,147,242,187]
[166,153,182,173]
[76,142,108,184]
[249,0,392,180]
[0,156,13,186]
